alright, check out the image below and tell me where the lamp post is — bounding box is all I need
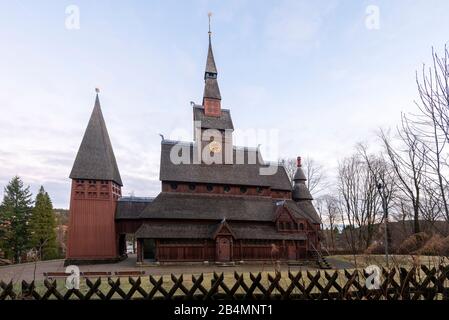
[377,183,389,268]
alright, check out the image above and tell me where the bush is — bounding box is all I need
[417,235,449,256]
[397,232,431,254]
[364,241,386,254]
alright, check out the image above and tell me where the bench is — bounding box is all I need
[81,271,112,277]
[43,272,71,279]
[114,271,146,277]
[44,271,145,279]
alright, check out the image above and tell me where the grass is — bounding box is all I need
[330,254,449,269]
[3,255,449,299]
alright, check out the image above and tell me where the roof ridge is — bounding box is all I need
[159,191,273,201]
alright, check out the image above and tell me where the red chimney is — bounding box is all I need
[297,156,302,168]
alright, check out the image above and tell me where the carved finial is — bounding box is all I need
[95,87,100,94]
[159,133,165,141]
[208,12,213,34]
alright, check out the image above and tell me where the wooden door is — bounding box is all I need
[288,245,296,260]
[143,239,156,261]
[218,238,231,261]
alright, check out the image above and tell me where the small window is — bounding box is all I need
[224,186,231,193]
[299,223,304,230]
[240,186,247,194]
[170,183,178,190]
[189,184,196,191]
[256,187,263,193]
[206,184,214,192]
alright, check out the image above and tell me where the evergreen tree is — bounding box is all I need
[29,186,58,260]
[0,176,33,262]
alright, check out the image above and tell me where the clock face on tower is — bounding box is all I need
[208,141,222,153]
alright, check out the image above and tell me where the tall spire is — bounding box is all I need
[205,13,218,77]
[203,12,221,117]
[69,90,123,186]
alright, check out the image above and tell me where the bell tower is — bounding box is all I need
[66,90,123,264]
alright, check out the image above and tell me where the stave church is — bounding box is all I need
[66,26,322,265]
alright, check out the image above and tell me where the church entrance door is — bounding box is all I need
[288,244,297,260]
[143,239,156,261]
[217,238,231,261]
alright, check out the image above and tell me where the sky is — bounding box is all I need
[1,0,449,208]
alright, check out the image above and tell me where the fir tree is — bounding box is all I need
[29,186,58,260]
[0,176,33,262]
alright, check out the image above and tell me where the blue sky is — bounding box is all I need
[1,0,449,208]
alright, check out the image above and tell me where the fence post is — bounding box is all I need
[399,267,410,300]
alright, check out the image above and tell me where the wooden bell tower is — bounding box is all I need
[66,90,123,264]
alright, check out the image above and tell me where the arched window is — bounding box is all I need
[189,183,196,191]
[224,185,231,193]
[240,186,247,194]
[206,184,214,192]
[170,183,178,190]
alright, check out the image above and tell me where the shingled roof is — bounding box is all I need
[115,197,154,219]
[284,200,321,224]
[116,191,320,225]
[69,94,122,185]
[125,192,277,221]
[203,78,222,101]
[159,141,292,191]
[193,106,233,130]
[203,33,221,101]
[135,221,307,240]
[205,33,217,75]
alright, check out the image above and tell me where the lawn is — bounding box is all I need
[3,255,449,299]
[328,254,449,269]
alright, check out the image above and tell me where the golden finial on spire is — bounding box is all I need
[208,12,213,34]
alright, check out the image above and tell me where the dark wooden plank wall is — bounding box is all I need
[155,240,307,261]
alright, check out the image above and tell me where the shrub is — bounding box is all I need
[364,241,386,255]
[417,235,449,256]
[397,232,431,254]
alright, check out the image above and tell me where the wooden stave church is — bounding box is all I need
[66,30,321,265]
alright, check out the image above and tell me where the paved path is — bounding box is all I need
[0,254,353,282]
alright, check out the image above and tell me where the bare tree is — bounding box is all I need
[317,195,340,251]
[337,154,382,251]
[303,157,328,196]
[357,143,396,247]
[409,46,449,221]
[379,125,425,234]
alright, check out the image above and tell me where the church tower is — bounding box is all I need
[66,91,123,264]
[203,30,222,117]
[193,18,234,164]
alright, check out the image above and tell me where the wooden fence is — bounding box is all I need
[1,265,449,300]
